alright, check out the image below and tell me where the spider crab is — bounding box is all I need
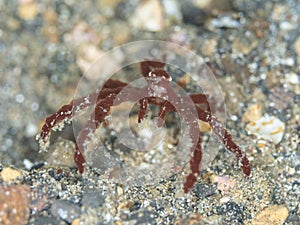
[38,60,250,193]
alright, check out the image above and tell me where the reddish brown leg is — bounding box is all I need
[38,91,99,150]
[183,135,202,193]
[75,94,117,172]
[140,60,166,77]
[138,98,148,123]
[190,93,221,118]
[156,101,174,127]
[189,93,209,104]
[38,79,128,150]
[196,107,251,176]
[74,80,131,172]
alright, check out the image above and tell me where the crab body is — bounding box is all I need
[38,61,250,193]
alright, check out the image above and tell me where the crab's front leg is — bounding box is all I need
[38,91,99,151]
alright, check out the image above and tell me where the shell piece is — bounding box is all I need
[242,103,262,123]
[245,114,285,144]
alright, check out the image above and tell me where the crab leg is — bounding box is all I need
[196,107,251,176]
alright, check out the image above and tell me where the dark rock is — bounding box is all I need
[115,0,138,20]
[181,3,208,26]
[192,182,216,199]
[129,201,142,212]
[284,206,300,224]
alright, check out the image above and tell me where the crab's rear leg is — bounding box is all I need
[183,136,202,193]
[196,107,251,176]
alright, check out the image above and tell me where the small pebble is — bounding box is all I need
[286,73,299,85]
[23,159,34,170]
[51,200,81,224]
[201,38,218,57]
[207,16,240,30]
[247,205,288,225]
[25,122,38,137]
[76,44,104,74]
[293,37,300,55]
[130,0,164,32]
[181,2,207,26]
[1,167,23,182]
[71,218,80,225]
[82,190,105,208]
[211,174,235,193]
[71,22,101,46]
[76,44,122,80]
[18,0,39,20]
[45,138,76,168]
[198,120,211,132]
[162,0,182,24]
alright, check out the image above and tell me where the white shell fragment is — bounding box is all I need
[245,114,285,144]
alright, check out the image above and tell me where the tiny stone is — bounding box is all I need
[247,205,288,225]
[181,2,207,26]
[162,0,182,24]
[25,122,38,137]
[286,73,299,85]
[23,159,34,170]
[294,37,300,55]
[208,16,240,30]
[76,44,123,80]
[51,200,81,224]
[82,190,105,208]
[18,1,39,20]
[45,138,76,168]
[1,167,23,182]
[71,22,101,46]
[130,0,164,32]
[71,218,80,225]
[198,120,211,132]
